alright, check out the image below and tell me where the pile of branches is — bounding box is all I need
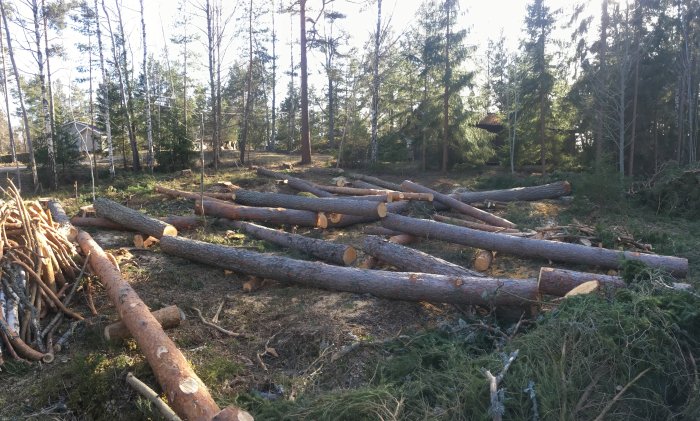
[634,163,700,217]
[0,183,90,365]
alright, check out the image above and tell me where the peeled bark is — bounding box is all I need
[77,231,250,421]
[160,235,539,307]
[363,235,482,277]
[401,180,515,228]
[197,199,327,228]
[71,216,203,232]
[433,214,520,234]
[326,201,410,229]
[94,198,177,239]
[454,181,571,203]
[346,172,401,191]
[155,186,234,201]
[229,220,356,265]
[234,189,387,218]
[105,305,185,341]
[256,167,333,197]
[381,214,688,277]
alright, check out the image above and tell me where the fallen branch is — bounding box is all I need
[483,350,519,421]
[126,372,182,421]
[192,307,246,338]
[592,368,651,421]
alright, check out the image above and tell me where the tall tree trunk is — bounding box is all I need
[288,12,295,153]
[240,0,253,164]
[618,55,626,177]
[42,0,57,180]
[299,0,311,164]
[627,0,641,177]
[115,1,140,171]
[1,0,38,188]
[94,0,114,177]
[34,0,56,188]
[0,12,20,189]
[326,49,334,149]
[441,0,450,173]
[538,14,546,176]
[140,0,154,173]
[269,0,276,152]
[595,0,608,169]
[370,0,381,163]
[205,0,220,169]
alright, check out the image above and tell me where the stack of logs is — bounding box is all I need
[0,184,87,366]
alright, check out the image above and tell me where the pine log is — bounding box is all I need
[359,234,415,269]
[161,216,204,231]
[345,172,402,191]
[342,194,393,202]
[363,236,482,277]
[401,180,516,229]
[155,185,235,201]
[134,234,159,249]
[318,184,403,200]
[48,199,77,241]
[229,220,357,265]
[388,234,416,244]
[94,198,177,239]
[71,215,203,232]
[454,181,572,203]
[256,167,334,197]
[196,199,327,228]
[433,214,521,234]
[325,201,411,229]
[362,226,403,236]
[350,179,384,190]
[234,189,387,218]
[381,213,689,277]
[160,236,539,307]
[105,305,185,341]
[77,231,250,421]
[473,250,494,272]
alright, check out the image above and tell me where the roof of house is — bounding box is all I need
[475,113,504,134]
[62,121,104,135]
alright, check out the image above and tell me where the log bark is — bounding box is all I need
[363,235,482,277]
[433,214,520,234]
[160,236,539,307]
[256,167,333,197]
[228,220,357,265]
[381,214,689,277]
[77,231,251,421]
[342,194,392,202]
[361,226,402,236]
[317,184,401,199]
[473,250,494,272]
[94,198,177,239]
[155,185,235,201]
[345,172,401,191]
[197,199,327,228]
[454,181,571,203]
[48,199,76,241]
[234,189,387,218]
[105,305,185,341]
[350,179,384,190]
[401,180,515,229]
[325,201,410,228]
[71,216,203,232]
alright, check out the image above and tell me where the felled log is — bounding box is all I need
[342,194,393,202]
[234,189,387,218]
[197,199,327,228]
[71,215,204,232]
[105,305,185,341]
[325,201,410,229]
[318,184,403,200]
[345,172,402,191]
[48,199,77,241]
[228,220,357,265]
[363,236,482,277]
[537,267,691,296]
[362,226,403,236]
[154,185,234,201]
[77,231,250,421]
[160,236,539,308]
[381,213,689,277]
[359,233,415,269]
[433,214,521,234]
[256,167,333,198]
[401,180,515,229]
[473,250,494,272]
[94,198,177,239]
[350,179,384,190]
[454,181,572,203]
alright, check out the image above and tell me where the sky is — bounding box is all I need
[6,0,594,120]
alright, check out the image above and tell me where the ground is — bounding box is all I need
[0,152,698,420]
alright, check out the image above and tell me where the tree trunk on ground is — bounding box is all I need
[94,0,115,177]
[401,180,515,228]
[197,199,327,228]
[104,305,185,341]
[345,172,401,191]
[340,194,392,202]
[227,220,356,265]
[71,215,203,232]
[326,200,409,229]
[1,0,38,188]
[299,0,311,164]
[433,214,520,234]
[453,181,571,203]
[381,213,688,276]
[233,189,387,218]
[94,198,177,238]
[160,235,540,308]
[363,235,481,277]
[48,199,75,240]
[77,231,250,421]
[362,226,403,236]
[318,185,433,201]
[537,267,625,296]
[154,185,234,201]
[256,167,334,197]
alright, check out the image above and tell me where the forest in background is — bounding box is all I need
[0,0,697,189]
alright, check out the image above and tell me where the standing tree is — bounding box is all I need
[0,10,20,188]
[369,0,381,163]
[298,0,311,164]
[92,0,114,177]
[140,0,154,172]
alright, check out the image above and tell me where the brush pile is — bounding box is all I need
[0,183,89,366]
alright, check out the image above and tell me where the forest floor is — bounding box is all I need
[0,152,698,420]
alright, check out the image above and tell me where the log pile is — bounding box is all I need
[0,184,87,365]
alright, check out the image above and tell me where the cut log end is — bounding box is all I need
[377,203,388,218]
[328,213,343,224]
[473,250,494,272]
[162,226,178,237]
[343,247,358,266]
[316,213,328,229]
